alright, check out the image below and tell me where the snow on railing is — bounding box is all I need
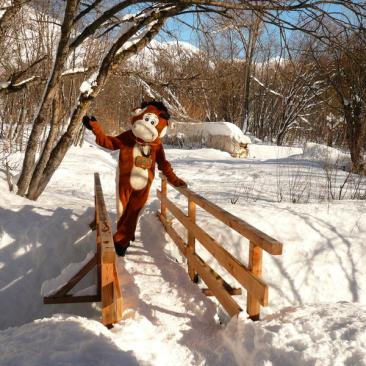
[157,174,283,320]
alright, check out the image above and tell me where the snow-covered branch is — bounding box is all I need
[251,75,284,97]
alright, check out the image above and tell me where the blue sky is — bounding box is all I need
[160,3,360,49]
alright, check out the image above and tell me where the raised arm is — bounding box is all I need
[156,143,186,187]
[83,115,121,150]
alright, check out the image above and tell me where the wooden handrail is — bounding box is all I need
[157,174,283,320]
[94,173,123,326]
[43,173,123,327]
[163,177,282,255]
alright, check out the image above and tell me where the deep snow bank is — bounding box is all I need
[0,140,117,330]
[223,302,366,366]
[0,314,139,366]
[302,142,352,170]
[1,135,366,365]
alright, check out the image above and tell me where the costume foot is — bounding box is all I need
[114,241,130,257]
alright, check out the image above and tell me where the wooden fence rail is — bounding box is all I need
[44,173,122,327]
[157,174,283,320]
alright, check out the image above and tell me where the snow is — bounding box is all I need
[0,1,11,20]
[0,315,140,366]
[303,142,352,170]
[62,67,88,76]
[130,39,200,74]
[117,20,159,54]
[0,132,366,365]
[202,122,252,144]
[168,121,252,144]
[41,251,95,296]
[223,302,366,366]
[251,75,284,97]
[0,81,11,90]
[80,72,98,96]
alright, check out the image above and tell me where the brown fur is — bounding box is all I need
[89,105,185,247]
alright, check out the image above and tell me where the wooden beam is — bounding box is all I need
[247,242,263,320]
[161,176,167,218]
[95,172,123,326]
[43,173,124,328]
[188,253,242,317]
[52,254,97,298]
[157,212,241,316]
[101,261,116,326]
[157,190,268,306]
[187,197,196,281]
[157,212,187,255]
[161,175,282,255]
[43,295,101,304]
[202,288,242,297]
[113,264,123,321]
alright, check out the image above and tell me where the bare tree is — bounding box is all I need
[0,0,364,198]
[309,28,366,172]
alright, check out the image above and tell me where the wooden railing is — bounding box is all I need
[157,174,283,320]
[44,173,122,327]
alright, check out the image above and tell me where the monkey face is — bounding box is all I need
[131,106,168,143]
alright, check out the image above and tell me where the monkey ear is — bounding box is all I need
[131,108,142,117]
[130,107,147,117]
[159,126,168,138]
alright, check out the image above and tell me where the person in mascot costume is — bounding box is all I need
[82,100,186,256]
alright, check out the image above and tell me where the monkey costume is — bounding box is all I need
[83,101,186,256]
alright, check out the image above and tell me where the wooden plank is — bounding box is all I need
[43,295,101,304]
[157,212,187,256]
[52,254,97,297]
[113,263,123,321]
[97,233,102,298]
[247,242,263,320]
[101,226,115,264]
[95,172,123,326]
[101,262,116,326]
[187,198,196,281]
[188,252,242,317]
[202,288,242,296]
[157,190,268,306]
[157,210,241,317]
[161,176,167,218]
[161,175,282,255]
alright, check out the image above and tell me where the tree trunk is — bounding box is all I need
[17,0,80,196]
[27,94,61,199]
[344,100,365,173]
[276,131,285,146]
[31,9,178,200]
[240,15,260,132]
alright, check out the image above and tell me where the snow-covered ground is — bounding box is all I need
[0,134,365,365]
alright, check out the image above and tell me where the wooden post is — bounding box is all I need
[187,197,196,281]
[161,176,167,218]
[247,241,263,320]
[96,230,102,298]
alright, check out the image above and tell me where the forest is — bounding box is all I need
[0,0,365,200]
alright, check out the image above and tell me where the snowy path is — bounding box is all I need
[1,140,366,365]
[110,203,236,365]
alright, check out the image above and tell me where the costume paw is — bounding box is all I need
[82,115,97,130]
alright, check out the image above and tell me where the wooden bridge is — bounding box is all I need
[44,172,282,326]
[44,173,123,327]
[157,174,283,320]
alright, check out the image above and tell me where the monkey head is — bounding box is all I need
[130,101,170,143]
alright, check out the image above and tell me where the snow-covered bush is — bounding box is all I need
[164,121,251,157]
[303,142,352,171]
